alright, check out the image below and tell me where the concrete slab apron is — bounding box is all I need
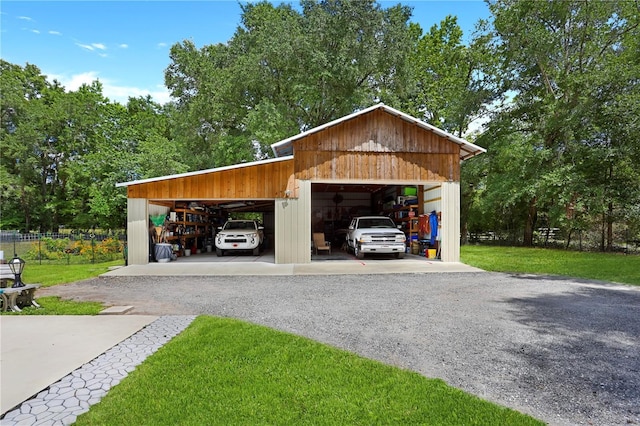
[0,315,157,416]
[102,260,482,276]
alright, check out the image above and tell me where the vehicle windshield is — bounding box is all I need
[223,221,256,230]
[357,218,396,229]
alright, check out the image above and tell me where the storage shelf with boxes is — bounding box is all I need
[149,202,221,261]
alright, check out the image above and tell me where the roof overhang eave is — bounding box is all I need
[116,155,294,188]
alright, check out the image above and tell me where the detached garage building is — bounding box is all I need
[117,103,485,265]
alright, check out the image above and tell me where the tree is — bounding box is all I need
[401,16,502,240]
[164,0,415,168]
[405,16,499,137]
[1,60,39,230]
[481,0,640,248]
[0,61,73,231]
[0,61,182,232]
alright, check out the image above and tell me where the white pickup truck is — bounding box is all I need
[215,219,264,256]
[346,216,406,259]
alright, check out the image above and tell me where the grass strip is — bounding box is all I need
[0,296,105,315]
[75,316,543,426]
[461,245,640,286]
[20,260,124,287]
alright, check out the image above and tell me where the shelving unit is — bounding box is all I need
[385,204,420,245]
[407,217,420,244]
[161,206,223,255]
[165,208,207,240]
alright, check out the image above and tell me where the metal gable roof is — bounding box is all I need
[270,103,486,160]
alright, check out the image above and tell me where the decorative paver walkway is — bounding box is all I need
[1,315,196,426]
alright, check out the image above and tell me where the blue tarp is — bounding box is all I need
[429,211,438,245]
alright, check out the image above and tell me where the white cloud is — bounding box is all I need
[49,30,62,36]
[53,71,100,91]
[157,42,168,49]
[48,71,172,105]
[18,16,33,22]
[103,83,172,105]
[464,115,489,138]
[30,29,40,34]
[118,44,128,49]
[76,43,95,51]
[75,42,107,52]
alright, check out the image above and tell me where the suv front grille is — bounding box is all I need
[225,237,247,243]
[365,233,402,243]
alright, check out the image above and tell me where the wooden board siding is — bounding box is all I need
[126,159,294,200]
[295,152,459,182]
[294,109,460,182]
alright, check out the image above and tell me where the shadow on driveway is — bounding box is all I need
[505,284,640,424]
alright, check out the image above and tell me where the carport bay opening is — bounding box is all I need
[147,199,275,259]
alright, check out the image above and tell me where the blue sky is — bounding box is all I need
[1,1,490,105]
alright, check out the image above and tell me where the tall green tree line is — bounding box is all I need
[0,61,187,231]
[467,0,640,249]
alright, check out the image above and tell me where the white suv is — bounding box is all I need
[346,216,406,259]
[215,220,264,256]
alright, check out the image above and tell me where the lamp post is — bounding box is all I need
[8,256,26,288]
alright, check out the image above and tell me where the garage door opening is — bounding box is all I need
[147,199,276,264]
[311,183,442,260]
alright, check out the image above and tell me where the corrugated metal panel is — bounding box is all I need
[127,198,149,265]
[148,204,170,216]
[275,180,311,264]
[423,185,442,214]
[440,182,460,262]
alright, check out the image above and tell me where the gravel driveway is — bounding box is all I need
[42,271,640,425]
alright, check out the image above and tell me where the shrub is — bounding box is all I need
[23,236,123,263]
[25,237,70,260]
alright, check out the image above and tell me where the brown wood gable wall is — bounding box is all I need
[294,109,460,182]
[126,159,294,199]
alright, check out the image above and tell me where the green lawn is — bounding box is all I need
[461,245,640,286]
[1,260,120,315]
[21,259,124,287]
[17,247,638,288]
[75,316,543,426]
[0,296,105,315]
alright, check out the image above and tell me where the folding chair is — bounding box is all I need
[312,233,331,255]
